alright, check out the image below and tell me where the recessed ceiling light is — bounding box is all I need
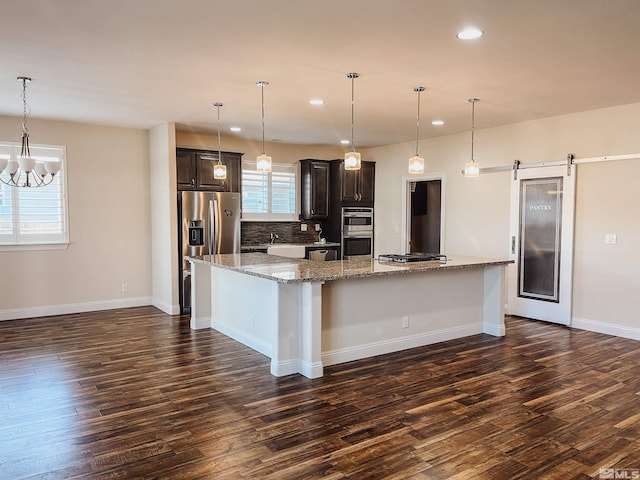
[229,126,241,132]
[309,99,325,105]
[432,120,444,126]
[457,28,483,40]
[340,139,350,145]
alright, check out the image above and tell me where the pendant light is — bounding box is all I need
[256,81,272,173]
[0,77,60,188]
[464,98,481,177]
[344,72,361,171]
[408,86,426,175]
[212,102,227,180]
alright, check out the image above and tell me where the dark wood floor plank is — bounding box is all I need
[2,307,640,478]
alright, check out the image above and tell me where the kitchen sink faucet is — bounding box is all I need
[269,232,279,244]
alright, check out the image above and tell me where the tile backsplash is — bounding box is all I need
[242,221,325,245]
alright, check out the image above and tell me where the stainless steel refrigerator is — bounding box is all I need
[178,191,241,313]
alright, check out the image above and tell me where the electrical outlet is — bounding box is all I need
[605,233,617,245]
[300,223,308,232]
[402,316,409,328]
[121,283,128,293]
[315,224,321,231]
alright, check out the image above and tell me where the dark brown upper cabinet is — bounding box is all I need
[176,148,241,192]
[300,159,330,219]
[331,160,375,207]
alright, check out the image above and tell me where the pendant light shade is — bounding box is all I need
[256,81,272,173]
[344,72,361,171]
[408,86,425,175]
[0,77,60,188]
[213,102,227,180]
[464,98,481,177]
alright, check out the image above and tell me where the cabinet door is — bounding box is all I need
[341,167,359,203]
[358,161,376,205]
[196,153,226,191]
[176,150,196,190]
[300,160,330,219]
[311,161,330,217]
[222,152,241,193]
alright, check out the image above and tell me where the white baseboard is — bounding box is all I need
[299,360,323,379]
[483,322,506,336]
[190,315,210,330]
[151,297,181,316]
[322,323,483,367]
[572,317,640,341]
[211,320,272,358]
[0,297,153,322]
[270,359,301,377]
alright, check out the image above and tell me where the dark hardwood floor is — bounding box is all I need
[1,307,639,479]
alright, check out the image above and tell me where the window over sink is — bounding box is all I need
[241,161,297,221]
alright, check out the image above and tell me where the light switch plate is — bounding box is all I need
[605,233,617,245]
[300,223,308,232]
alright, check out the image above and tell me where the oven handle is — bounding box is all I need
[342,233,373,239]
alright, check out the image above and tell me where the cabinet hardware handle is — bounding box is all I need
[511,236,516,254]
[191,179,195,186]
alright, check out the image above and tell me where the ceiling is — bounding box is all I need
[2,0,640,148]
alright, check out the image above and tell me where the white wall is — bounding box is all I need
[0,116,152,320]
[150,122,179,314]
[176,131,345,164]
[365,102,640,338]
[3,101,640,341]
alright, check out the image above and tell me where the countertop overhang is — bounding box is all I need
[187,253,513,284]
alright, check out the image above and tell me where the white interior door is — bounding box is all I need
[508,165,575,325]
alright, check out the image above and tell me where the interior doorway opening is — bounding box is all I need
[408,179,442,254]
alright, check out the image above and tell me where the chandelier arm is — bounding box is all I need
[415,87,425,156]
[216,104,222,163]
[21,78,31,159]
[22,78,29,136]
[415,91,420,156]
[350,76,355,152]
[470,98,476,162]
[261,85,266,155]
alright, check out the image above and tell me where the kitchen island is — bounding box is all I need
[188,253,512,378]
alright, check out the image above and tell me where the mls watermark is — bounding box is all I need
[599,469,640,479]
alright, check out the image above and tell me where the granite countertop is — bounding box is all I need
[188,253,513,284]
[241,242,340,251]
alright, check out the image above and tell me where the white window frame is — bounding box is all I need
[241,161,299,221]
[0,142,69,251]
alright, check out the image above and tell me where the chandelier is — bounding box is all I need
[256,81,272,173]
[213,102,227,179]
[464,98,481,177]
[0,77,60,188]
[408,86,426,174]
[344,72,361,171]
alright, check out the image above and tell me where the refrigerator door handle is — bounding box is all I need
[209,199,218,255]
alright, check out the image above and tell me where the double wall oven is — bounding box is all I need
[341,207,373,259]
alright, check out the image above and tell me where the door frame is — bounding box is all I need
[401,173,446,255]
[507,164,576,325]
